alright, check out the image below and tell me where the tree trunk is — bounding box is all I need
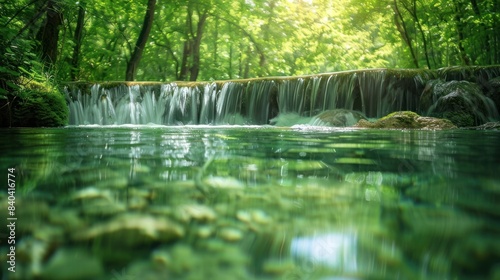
[409,0,431,68]
[179,40,192,81]
[469,0,492,64]
[36,0,63,66]
[125,0,156,81]
[70,3,85,81]
[392,0,419,68]
[453,0,471,65]
[189,11,208,81]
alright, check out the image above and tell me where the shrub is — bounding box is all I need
[1,77,68,127]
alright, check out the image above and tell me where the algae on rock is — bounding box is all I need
[355,111,456,130]
[420,79,498,127]
[1,77,68,127]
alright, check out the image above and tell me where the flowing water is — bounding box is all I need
[1,125,499,280]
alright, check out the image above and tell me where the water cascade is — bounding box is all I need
[65,67,500,126]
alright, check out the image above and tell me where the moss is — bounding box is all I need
[421,79,498,127]
[355,111,456,130]
[374,111,422,129]
[442,111,474,128]
[1,77,69,127]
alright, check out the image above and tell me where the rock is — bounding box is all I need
[420,79,498,126]
[71,187,112,200]
[219,227,243,242]
[73,213,184,246]
[79,197,126,216]
[174,204,217,223]
[469,121,500,130]
[237,209,271,224]
[196,225,214,238]
[415,116,457,130]
[309,109,367,127]
[485,76,500,114]
[355,111,456,130]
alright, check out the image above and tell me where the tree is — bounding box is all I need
[125,0,156,81]
[70,2,85,80]
[35,0,64,66]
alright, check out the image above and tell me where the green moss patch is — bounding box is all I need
[355,111,456,130]
[1,77,68,127]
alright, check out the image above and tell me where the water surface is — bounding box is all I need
[1,126,499,280]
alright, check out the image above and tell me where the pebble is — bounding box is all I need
[219,228,243,242]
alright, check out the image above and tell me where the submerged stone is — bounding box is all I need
[73,213,184,246]
[355,111,456,130]
[485,76,500,113]
[219,227,244,242]
[174,204,217,223]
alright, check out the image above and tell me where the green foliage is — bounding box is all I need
[2,77,69,127]
[0,0,70,127]
[2,0,500,84]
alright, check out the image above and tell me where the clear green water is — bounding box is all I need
[1,126,499,280]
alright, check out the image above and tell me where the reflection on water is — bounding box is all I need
[291,232,357,273]
[0,126,499,280]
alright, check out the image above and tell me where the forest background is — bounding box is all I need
[1,0,499,88]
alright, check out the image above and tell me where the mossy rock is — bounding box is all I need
[1,77,68,127]
[355,111,456,130]
[420,79,498,127]
[485,76,500,115]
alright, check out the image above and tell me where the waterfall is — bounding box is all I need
[65,67,500,126]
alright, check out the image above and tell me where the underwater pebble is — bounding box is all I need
[73,213,185,246]
[151,250,171,266]
[237,209,272,225]
[219,228,243,242]
[236,210,252,223]
[80,198,126,216]
[251,210,272,224]
[71,187,112,200]
[195,225,214,239]
[175,204,217,223]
